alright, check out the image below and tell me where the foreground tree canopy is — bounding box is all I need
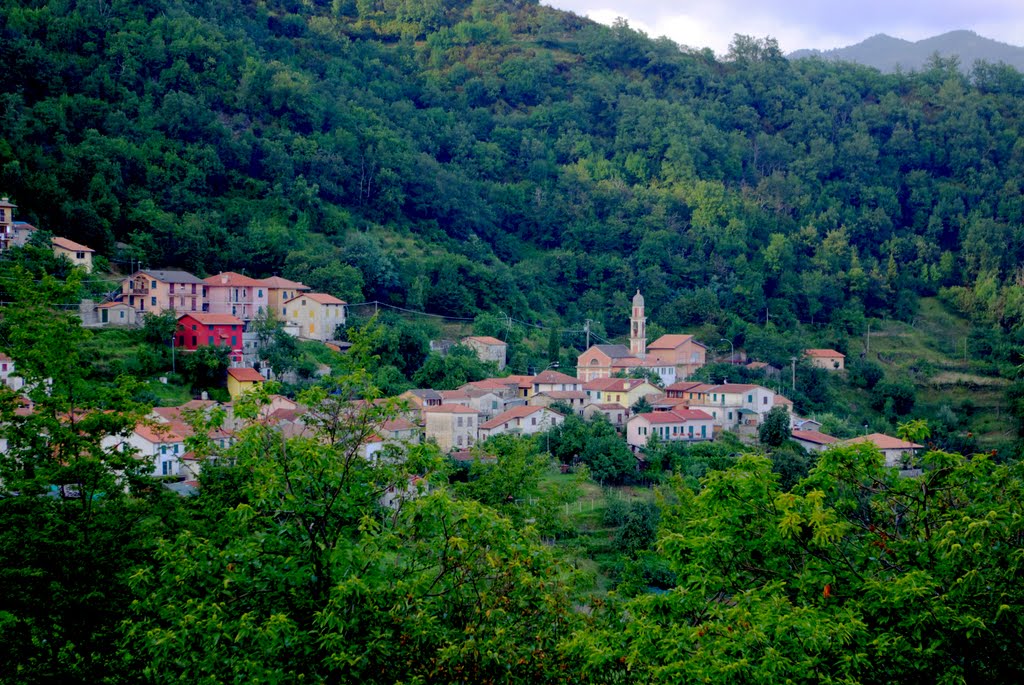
[1,314,1022,682]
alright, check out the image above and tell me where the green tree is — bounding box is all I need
[757,404,791,447]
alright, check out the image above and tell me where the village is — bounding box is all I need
[0,198,925,492]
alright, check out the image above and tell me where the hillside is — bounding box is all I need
[2,0,1024,374]
[789,30,1024,73]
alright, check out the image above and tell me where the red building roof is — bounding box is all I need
[227,367,265,383]
[178,312,244,326]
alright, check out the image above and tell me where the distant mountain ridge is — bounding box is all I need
[788,30,1024,73]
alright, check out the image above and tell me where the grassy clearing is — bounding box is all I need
[539,469,657,595]
[842,297,1014,449]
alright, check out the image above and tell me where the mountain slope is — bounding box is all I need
[789,30,1024,73]
[2,1,1024,354]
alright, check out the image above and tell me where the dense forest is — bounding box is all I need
[3,0,1024,353]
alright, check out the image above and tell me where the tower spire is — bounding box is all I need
[630,289,646,359]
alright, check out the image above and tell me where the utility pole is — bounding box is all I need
[584,319,591,348]
[790,356,797,391]
[865,321,870,356]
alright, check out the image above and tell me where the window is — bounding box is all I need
[457,416,463,427]
[701,425,707,437]
[76,251,85,259]
[150,296,156,306]
[119,311,125,319]
[491,401,498,409]
[160,445,166,455]
[257,289,263,298]
[763,396,768,405]
[151,280,157,289]
[282,308,287,316]
[747,394,753,403]
[728,412,733,420]
[457,435,463,446]
[231,336,237,346]
[177,336,184,347]
[191,336,197,346]
[162,461,172,476]
[467,417,473,427]
[208,336,214,345]
[531,417,537,426]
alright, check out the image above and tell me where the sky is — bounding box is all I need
[542,0,1024,56]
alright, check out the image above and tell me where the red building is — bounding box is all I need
[176,313,244,362]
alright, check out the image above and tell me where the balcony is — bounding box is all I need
[130,284,149,295]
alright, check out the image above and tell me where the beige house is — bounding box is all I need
[842,433,923,468]
[646,334,708,380]
[805,348,846,370]
[423,404,480,452]
[529,390,587,416]
[51,236,95,272]
[122,270,207,315]
[283,292,347,341]
[576,344,644,382]
[529,369,582,397]
[478,406,563,440]
[462,336,508,370]
[262,276,311,319]
[583,403,628,427]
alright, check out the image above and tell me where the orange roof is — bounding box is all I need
[285,292,346,306]
[844,433,923,450]
[634,409,713,424]
[584,378,647,392]
[178,312,244,326]
[464,335,506,346]
[439,390,471,401]
[51,236,94,253]
[260,276,309,290]
[204,271,266,287]
[133,423,186,444]
[227,367,265,383]
[665,381,705,392]
[537,390,587,399]
[805,348,845,358]
[381,418,417,431]
[532,370,579,384]
[792,430,839,445]
[648,334,704,349]
[774,395,794,406]
[480,405,562,430]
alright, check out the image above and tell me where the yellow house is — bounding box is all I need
[227,367,265,401]
[283,292,347,341]
[261,276,310,319]
[51,236,95,272]
[805,348,846,370]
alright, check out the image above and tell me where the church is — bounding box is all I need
[576,290,706,383]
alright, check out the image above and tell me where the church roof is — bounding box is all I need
[632,289,644,306]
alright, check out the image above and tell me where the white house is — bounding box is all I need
[688,383,776,430]
[478,406,563,440]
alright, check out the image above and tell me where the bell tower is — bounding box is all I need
[630,289,646,359]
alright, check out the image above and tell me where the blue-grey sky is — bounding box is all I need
[543,0,1024,55]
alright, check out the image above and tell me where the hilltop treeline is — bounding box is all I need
[2,0,1024,347]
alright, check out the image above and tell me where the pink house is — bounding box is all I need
[626,409,715,450]
[203,272,271,321]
